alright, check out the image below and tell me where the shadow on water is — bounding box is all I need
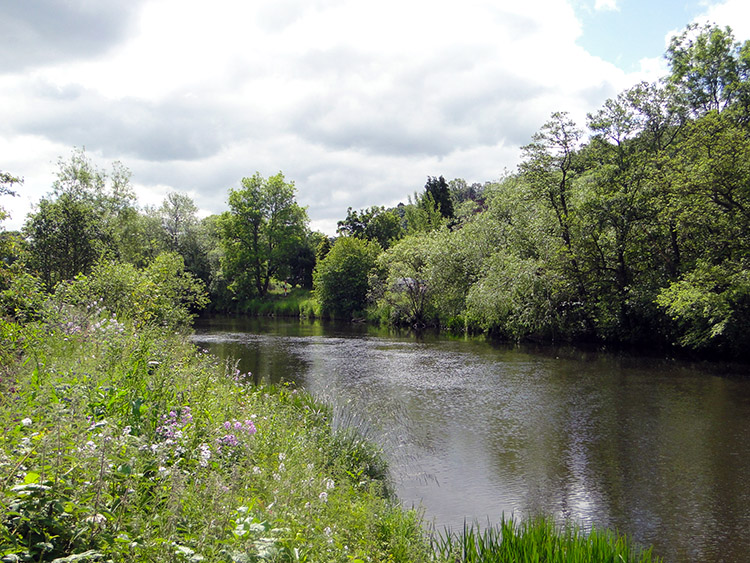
[192,316,750,563]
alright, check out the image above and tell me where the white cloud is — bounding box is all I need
[0,0,658,234]
[694,0,750,39]
[594,0,619,12]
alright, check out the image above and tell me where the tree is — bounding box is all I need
[24,193,111,290]
[156,192,212,285]
[666,23,750,116]
[160,192,199,253]
[403,191,446,234]
[219,172,308,300]
[0,171,21,220]
[578,83,685,338]
[337,206,404,249]
[0,171,22,289]
[376,233,437,327]
[465,251,562,340]
[313,237,381,319]
[424,176,454,219]
[22,149,136,290]
[520,113,588,311]
[286,230,325,290]
[656,261,750,356]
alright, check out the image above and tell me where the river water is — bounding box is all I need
[193,317,750,562]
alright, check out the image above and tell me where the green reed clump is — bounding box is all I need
[432,516,660,563]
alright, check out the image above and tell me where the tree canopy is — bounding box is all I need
[219,172,309,300]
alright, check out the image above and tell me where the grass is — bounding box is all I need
[0,305,430,562]
[235,288,321,319]
[432,517,660,562]
[0,295,661,562]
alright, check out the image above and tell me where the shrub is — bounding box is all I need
[314,237,381,319]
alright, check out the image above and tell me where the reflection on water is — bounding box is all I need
[193,316,750,563]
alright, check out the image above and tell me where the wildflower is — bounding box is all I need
[324,478,335,490]
[198,443,211,467]
[252,466,262,474]
[21,418,32,426]
[319,491,328,502]
[218,434,238,447]
[278,463,285,472]
[278,452,286,462]
[85,513,107,525]
[273,473,281,481]
[122,426,132,436]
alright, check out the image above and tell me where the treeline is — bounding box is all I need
[319,23,750,359]
[1,23,749,358]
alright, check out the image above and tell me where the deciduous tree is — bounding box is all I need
[219,172,308,300]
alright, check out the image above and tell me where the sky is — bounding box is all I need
[1,0,749,235]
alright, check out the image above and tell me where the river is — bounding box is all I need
[193,316,750,562]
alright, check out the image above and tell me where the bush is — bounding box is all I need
[52,253,208,330]
[313,237,381,320]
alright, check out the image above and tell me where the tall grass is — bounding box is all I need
[235,288,320,318]
[0,304,431,562]
[432,516,660,562]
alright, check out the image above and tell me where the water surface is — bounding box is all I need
[193,317,750,562]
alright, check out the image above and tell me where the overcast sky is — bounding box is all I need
[2,0,749,234]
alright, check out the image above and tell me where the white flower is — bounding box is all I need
[324,478,335,490]
[85,513,107,525]
[319,491,328,502]
[21,418,32,426]
[198,443,211,467]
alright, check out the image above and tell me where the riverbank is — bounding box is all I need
[208,288,750,366]
[1,304,659,561]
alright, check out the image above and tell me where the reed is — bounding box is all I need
[432,516,660,562]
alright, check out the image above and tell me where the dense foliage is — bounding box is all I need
[313,237,381,320]
[2,23,749,359]
[0,276,433,562]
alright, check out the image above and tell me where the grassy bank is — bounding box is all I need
[225,288,321,319]
[1,299,660,562]
[0,308,429,561]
